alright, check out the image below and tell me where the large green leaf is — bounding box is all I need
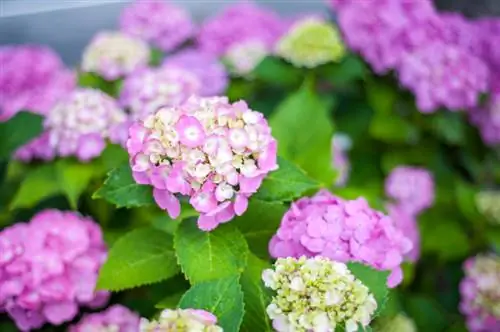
[179,276,245,332]
[255,157,321,202]
[269,79,336,183]
[10,159,100,210]
[97,227,179,291]
[0,112,44,159]
[430,112,465,146]
[240,254,273,332]
[93,163,155,208]
[253,56,302,87]
[347,263,389,316]
[174,220,249,284]
[324,55,367,86]
[234,199,286,258]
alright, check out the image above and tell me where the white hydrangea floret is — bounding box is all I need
[140,308,223,332]
[262,256,377,332]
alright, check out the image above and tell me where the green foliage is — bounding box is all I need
[347,263,390,316]
[234,199,287,259]
[253,56,302,87]
[255,157,321,202]
[270,79,336,183]
[93,163,155,208]
[174,220,249,284]
[97,227,179,291]
[179,276,245,332]
[240,254,273,332]
[0,112,44,160]
[323,54,367,86]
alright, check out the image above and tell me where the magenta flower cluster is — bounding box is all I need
[69,305,140,332]
[0,45,75,121]
[385,166,435,215]
[162,48,228,97]
[197,2,286,57]
[0,210,109,331]
[470,86,500,146]
[119,66,200,120]
[386,204,420,262]
[127,96,278,231]
[330,0,491,114]
[268,190,413,288]
[120,0,195,52]
[459,254,500,332]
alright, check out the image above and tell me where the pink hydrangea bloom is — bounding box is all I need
[0,45,75,121]
[332,0,442,74]
[120,67,201,120]
[69,305,140,332]
[475,19,500,73]
[81,31,150,81]
[197,2,286,57]
[268,190,413,288]
[386,204,420,262]
[469,87,500,146]
[127,96,278,231]
[14,132,56,162]
[397,42,489,113]
[331,133,351,187]
[120,0,195,52]
[42,88,127,161]
[162,48,228,97]
[385,166,435,215]
[459,254,500,332]
[0,210,109,331]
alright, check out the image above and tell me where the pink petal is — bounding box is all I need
[43,301,78,325]
[153,188,181,219]
[234,195,248,216]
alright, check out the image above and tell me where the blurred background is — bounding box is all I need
[2,0,500,65]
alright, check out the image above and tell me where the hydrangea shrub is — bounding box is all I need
[0,0,499,331]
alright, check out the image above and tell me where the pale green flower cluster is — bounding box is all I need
[276,18,346,68]
[476,191,500,224]
[262,256,377,332]
[139,309,223,332]
[374,314,417,332]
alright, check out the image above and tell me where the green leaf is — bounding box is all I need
[404,295,448,332]
[486,228,500,252]
[150,48,164,67]
[156,292,185,309]
[419,208,470,260]
[255,157,321,202]
[10,164,60,209]
[56,159,96,209]
[269,79,336,183]
[366,80,397,116]
[234,199,286,259]
[97,227,179,291]
[174,220,249,284]
[370,114,420,143]
[179,276,245,332]
[253,56,302,87]
[0,112,44,159]
[324,55,367,86]
[93,163,155,208]
[240,254,273,332]
[347,262,389,316]
[431,112,465,145]
[454,180,483,223]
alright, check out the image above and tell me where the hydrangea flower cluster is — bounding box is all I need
[459,254,500,332]
[398,43,489,113]
[197,2,286,57]
[120,67,201,120]
[331,133,351,187]
[0,210,109,331]
[469,89,500,146]
[69,305,140,332]
[43,88,128,161]
[162,48,228,96]
[386,204,420,262]
[15,132,56,162]
[81,31,150,81]
[268,190,412,287]
[385,166,435,215]
[223,39,269,77]
[127,96,278,231]
[120,0,195,52]
[262,256,377,332]
[276,17,346,68]
[140,308,222,332]
[476,190,500,225]
[330,0,491,113]
[0,45,75,121]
